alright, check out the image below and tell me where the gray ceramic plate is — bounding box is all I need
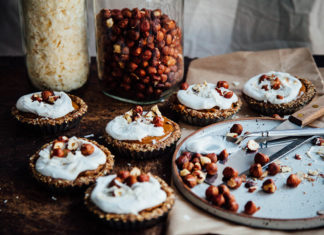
[172,118,324,230]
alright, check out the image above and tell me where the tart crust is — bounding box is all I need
[29,138,114,188]
[242,78,316,116]
[168,93,242,126]
[11,94,88,133]
[104,118,181,159]
[84,175,175,229]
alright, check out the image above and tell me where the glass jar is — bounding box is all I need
[19,0,89,92]
[94,0,184,104]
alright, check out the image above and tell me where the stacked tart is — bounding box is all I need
[243,71,316,115]
[105,105,181,159]
[169,81,242,126]
[29,136,114,188]
[84,168,175,229]
[11,91,87,133]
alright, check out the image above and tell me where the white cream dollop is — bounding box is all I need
[35,137,106,181]
[106,115,164,141]
[90,174,167,214]
[243,71,302,104]
[177,83,238,110]
[16,91,74,119]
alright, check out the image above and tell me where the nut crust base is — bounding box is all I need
[29,138,114,189]
[84,175,175,229]
[242,78,316,116]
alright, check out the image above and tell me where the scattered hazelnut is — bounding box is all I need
[67,138,79,151]
[192,170,206,184]
[180,169,191,177]
[262,179,277,193]
[205,185,219,200]
[126,175,138,186]
[193,162,202,171]
[244,181,256,188]
[81,144,95,156]
[52,148,65,158]
[52,140,65,150]
[200,156,212,166]
[267,162,280,176]
[249,163,263,178]
[223,167,238,179]
[230,124,243,135]
[182,162,194,171]
[226,176,242,189]
[153,116,164,127]
[246,140,259,152]
[133,105,143,115]
[41,90,54,101]
[244,201,260,215]
[183,174,197,188]
[217,81,229,89]
[176,155,190,168]
[295,154,302,160]
[137,173,150,182]
[218,149,229,161]
[191,157,200,164]
[130,167,141,176]
[205,163,218,175]
[272,114,282,119]
[248,186,258,193]
[117,170,130,180]
[211,194,225,207]
[218,185,230,197]
[206,153,217,163]
[286,174,301,188]
[313,137,324,146]
[254,153,269,166]
[226,201,239,212]
[276,95,284,100]
[224,91,234,99]
[109,177,123,188]
[180,82,189,90]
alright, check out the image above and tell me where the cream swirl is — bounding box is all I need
[243,71,302,104]
[90,174,167,214]
[177,83,238,110]
[16,91,74,119]
[35,137,106,181]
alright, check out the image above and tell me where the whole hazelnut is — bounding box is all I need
[193,162,202,171]
[267,162,280,176]
[176,155,190,168]
[117,170,130,180]
[218,185,230,197]
[133,105,143,115]
[249,163,263,178]
[184,174,198,188]
[226,201,239,212]
[217,81,229,89]
[205,163,218,175]
[192,170,206,184]
[52,148,65,158]
[254,153,270,166]
[41,90,54,101]
[230,124,243,135]
[180,82,189,90]
[223,167,238,179]
[246,139,259,152]
[126,175,138,187]
[206,153,218,163]
[153,116,164,127]
[218,149,229,161]
[205,185,219,200]
[244,201,260,215]
[262,179,277,193]
[81,144,95,156]
[137,174,150,182]
[224,91,234,99]
[108,177,123,188]
[226,176,242,189]
[286,174,301,188]
[191,157,200,164]
[211,194,225,207]
[57,136,69,142]
[182,162,194,171]
[180,169,191,177]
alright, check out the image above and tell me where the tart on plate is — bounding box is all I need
[242,71,316,116]
[169,81,242,126]
[104,105,181,159]
[84,168,175,229]
[11,90,87,133]
[29,136,114,189]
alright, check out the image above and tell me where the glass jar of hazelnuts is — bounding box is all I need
[94,0,184,104]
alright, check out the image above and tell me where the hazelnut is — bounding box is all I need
[176,155,190,168]
[248,186,258,193]
[137,173,150,182]
[217,81,229,89]
[224,91,234,99]
[153,116,164,127]
[109,177,123,188]
[226,201,239,212]
[191,157,200,164]
[244,201,260,215]
[267,162,280,176]
[261,85,269,91]
[226,176,242,189]
[117,170,130,180]
[52,148,65,158]
[193,162,202,171]
[81,144,95,156]
[218,149,229,161]
[286,174,301,188]
[276,95,284,100]
[206,153,217,163]
[57,136,69,142]
[205,163,218,175]
[200,156,212,166]
[272,78,281,90]
[224,193,236,203]
[133,105,143,116]
[246,140,259,152]
[126,175,138,187]
[180,169,191,177]
[183,174,197,188]
[67,138,79,151]
[230,124,243,135]
[52,140,65,150]
[254,153,269,166]
[249,163,263,178]
[180,82,189,90]
[130,167,141,176]
[182,162,194,171]
[205,185,219,200]
[211,194,225,207]
[295,154,302,160]
[106,18,114,28]
[218,185,230,197]
[244,180,257,188]
[313,137,324,146]
[272,114,282,119]
[223,167,238,179]
[192,170,206,184]
[140,19,150,32]
[262,179,277,193]
[41,90,54,101]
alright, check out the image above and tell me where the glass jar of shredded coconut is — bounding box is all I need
[19,0,89,91]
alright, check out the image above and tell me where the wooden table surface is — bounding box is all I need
[0,56,323,234]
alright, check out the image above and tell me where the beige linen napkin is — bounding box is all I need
[167,48,324,234]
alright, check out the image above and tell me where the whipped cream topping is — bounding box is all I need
[90,174,167,214]
[16,91,74,119]
[177,82,238,110]
[106,113,164,141]
[243,71,302,104]
[35,137,106,181]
